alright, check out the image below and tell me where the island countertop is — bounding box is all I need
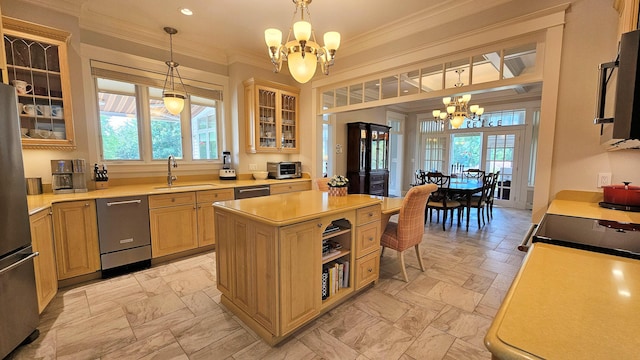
[212,190,383,226]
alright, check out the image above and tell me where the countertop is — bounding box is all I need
[25,178,311,216]
[213,191,383,226]
[485,242,640,359]
[547,190,640,223]
[485,189,640,359]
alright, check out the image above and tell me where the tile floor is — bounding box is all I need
[9,206,531,360]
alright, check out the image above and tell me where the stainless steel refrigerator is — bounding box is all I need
[0,83,40,358]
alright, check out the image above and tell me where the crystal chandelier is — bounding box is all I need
[431,69,484,129]
[162,27,188,115]
[264,0,341,84]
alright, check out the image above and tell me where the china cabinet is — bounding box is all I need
[346,122,391,196]
[2,17,75,149]
[244,78,299,153]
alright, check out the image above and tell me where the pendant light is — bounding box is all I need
[162,27,187,115]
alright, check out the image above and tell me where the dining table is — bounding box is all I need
[447,178,484,230]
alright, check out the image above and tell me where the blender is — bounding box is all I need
[219,151,236,180]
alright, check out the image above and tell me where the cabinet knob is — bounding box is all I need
[368,237,374,241]
[171,198,176,202]
[368,267,373,273]
[317,223,322,228]
[85,203,90,207]
[214,194,218,198]
[368,212,373,217]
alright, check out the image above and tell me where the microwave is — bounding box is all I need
[267,161,302,179]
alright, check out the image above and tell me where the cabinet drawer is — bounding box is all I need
[149,192,196,208]
[356,221,380,258]
[356,205,381,225]
[355,250,379,290]
[370,174,386,182]
[197,188,235,203]
[270,181,311,195]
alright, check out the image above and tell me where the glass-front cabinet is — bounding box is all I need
[346,122,391,196]
[244,78,299,153]
[2,17,75,149]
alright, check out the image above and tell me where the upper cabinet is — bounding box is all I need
[2,17,75,149]
[614,0,640,38]
[244,78,299,153]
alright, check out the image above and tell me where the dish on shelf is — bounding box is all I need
[53,131,65,140]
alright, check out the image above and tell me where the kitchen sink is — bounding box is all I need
[153,184,217,191]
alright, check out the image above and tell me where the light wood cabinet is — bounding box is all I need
[196,189,234,247]
[244,78,300,153]
[215,196,381,345]
[0,5,7,83]
[354,204,381,290]
[2,17,75,149]
[614,0,639,37]
[269,180,312,195]
[52,200,100,280]
[149,192,198,258]
[30,208,57,313]
[280,220,321,334]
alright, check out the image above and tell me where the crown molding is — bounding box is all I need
[16,0,83,17]
[340,0,513,57]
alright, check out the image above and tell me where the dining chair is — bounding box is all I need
[466,172,496,227]
[315,177,330,191]
[424,172,461,231]
[484,171,500,220]
[411,170,427,186]
[462,168,485,181]
[380,183,437,282]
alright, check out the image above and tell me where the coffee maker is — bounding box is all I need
[51,159,88,194]
[219,151,236,180]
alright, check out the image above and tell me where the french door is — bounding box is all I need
[483,130,520,208]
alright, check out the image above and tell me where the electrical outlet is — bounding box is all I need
[248,163,257,171]
[597,172,612,188]
[336,144,343,154]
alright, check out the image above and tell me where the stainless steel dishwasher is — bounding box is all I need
[234,185,271,199]
[96,195,151,276]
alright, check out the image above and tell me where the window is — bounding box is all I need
[97,79,141,160]
[418,120,446,172]
[95,76,223,163]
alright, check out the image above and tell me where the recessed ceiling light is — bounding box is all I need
[180,8,193,16]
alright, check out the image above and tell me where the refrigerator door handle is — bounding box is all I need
[0,252,39,276]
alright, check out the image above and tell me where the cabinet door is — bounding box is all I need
[197,203,215,247]
[244,78,300,154]
[253,222,278,333]
[215,210,233,298]
[30,209,57,313]
[3,18,75,149]
[279,219,321,335]
[52,200,100,280]
[149,204,198,258]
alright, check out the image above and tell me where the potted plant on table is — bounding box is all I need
[328,175,349,196]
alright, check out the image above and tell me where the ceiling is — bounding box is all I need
[13,0,540,112]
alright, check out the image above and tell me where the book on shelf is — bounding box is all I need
[321,268,329,300]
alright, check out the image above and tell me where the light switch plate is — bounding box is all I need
[597,172,612,188]
[248,163,257,171]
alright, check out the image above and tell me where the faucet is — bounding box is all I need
[167,155,178,186]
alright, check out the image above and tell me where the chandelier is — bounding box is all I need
[264,0,341,83]
[162,27,188,115]
[431,69,483,129]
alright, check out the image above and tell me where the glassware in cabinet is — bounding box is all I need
[244,78,300,153]
[3,17,74,149]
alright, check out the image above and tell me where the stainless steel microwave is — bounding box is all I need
[267,161,301,179]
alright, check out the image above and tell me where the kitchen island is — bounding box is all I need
[485,190,640,359]
[213,190,383,345]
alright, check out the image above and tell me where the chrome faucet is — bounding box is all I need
[167,155,178,186]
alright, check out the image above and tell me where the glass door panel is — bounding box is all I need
[484,132,518,207]
[450,133,482,176]
[258,88,277,150]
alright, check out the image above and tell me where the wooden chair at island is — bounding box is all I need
[315,177,330,192]
[381,183,437,282]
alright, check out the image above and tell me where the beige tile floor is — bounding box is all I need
[9,206,531,360]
